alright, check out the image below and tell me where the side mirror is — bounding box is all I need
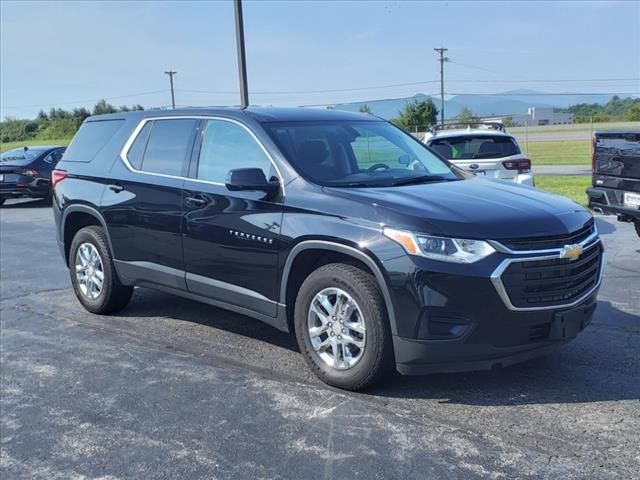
[225,168,279,193]
[398,154,411,166]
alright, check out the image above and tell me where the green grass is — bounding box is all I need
[1,138,73,153]
[535,175,591,207]
[525,140,590,166]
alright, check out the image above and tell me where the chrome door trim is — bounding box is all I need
[118,115,286,195]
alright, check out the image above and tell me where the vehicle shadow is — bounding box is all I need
[368,300,639,405]
[119,287,639,406]
[1,198,50,209]
[119,287,300,353]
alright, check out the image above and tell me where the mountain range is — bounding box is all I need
[330,89,615,120]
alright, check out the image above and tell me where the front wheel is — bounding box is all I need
[69,226,133,314]
[0,197,5,207]
[294,263,393,391]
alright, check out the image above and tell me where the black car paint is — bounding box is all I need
[53,108,600,374]
[587,131,640,222]
[0,146,65,201]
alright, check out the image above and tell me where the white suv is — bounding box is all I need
[423,123,534,186]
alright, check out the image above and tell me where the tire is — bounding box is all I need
[294,263,394,391]
[635,219,640,239]
[42,191,53,205]
[0,198,5,207]
[69,226,133,314]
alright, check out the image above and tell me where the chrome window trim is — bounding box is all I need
[118,115,286,194]
[488,224,598,255]
[490,240,603,312]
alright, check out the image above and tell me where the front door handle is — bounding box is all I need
[185,196,207,207]
[108,184,124,193]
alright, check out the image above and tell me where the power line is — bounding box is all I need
[176,80,443,96]
[2,90,168,110]
[446,91,640,96]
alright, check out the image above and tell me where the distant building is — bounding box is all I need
[482,107,573,127]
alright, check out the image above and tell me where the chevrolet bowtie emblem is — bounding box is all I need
[560,244,583,261]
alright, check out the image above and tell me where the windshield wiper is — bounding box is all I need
[390,175,449,186]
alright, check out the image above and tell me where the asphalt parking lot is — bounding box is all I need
[1,198,639,479]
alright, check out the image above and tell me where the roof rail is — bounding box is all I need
[430,121,507,135]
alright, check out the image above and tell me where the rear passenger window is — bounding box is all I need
[64,119,124,162]
[197,120,271,183]
[127,122,152,170]
[138,119,197,176]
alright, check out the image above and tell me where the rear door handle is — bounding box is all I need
[185,195,207,207]
[108,184,124,193]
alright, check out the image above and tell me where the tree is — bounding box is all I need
[455,107,480,125]
[503,116,515,128]
[92,100,118,115]
[392,99,438,131]
[359,104,372,114]
[625,103,640,121]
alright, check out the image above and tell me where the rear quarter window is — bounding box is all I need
[63,119,125,162]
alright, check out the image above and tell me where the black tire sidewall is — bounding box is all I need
[69,227,117,314]
[294,265,389,390]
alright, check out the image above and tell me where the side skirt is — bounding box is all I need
[114,259,289,333]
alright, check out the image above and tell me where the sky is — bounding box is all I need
[1,0,639,119]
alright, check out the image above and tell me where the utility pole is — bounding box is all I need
[164,70,177,109]
[434,47,448,127]
[234,0,249,108]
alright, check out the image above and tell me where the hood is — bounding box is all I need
[324,177,592,240]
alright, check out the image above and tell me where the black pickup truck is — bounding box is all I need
[587,131,640,238]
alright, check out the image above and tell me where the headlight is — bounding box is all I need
[383,227,495,263]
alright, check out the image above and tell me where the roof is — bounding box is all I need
[425,129,513,141]
[594,130,640,135]
[85,106,379,124]
[3,145,64,151]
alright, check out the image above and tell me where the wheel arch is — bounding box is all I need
[280,241,398,336]
[61,205,114,265]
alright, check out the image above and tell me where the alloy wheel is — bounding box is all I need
[307,287,366,370]
[75,242,104,300]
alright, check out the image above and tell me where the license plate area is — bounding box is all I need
[623,192,640,209]
[550,303,596,340]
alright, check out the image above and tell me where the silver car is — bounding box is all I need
[423,123,534,186]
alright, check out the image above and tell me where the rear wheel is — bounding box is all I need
[0,198,5,207]
[69,226,133,314]
[294,263,393,391]
[635,219,640,239]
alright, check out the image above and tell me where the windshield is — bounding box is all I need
[429,135,521,160]
[0,147,47,163]
[264,121,458,187]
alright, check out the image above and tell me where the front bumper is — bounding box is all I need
[384,237,602,375]
[394,296,596,375]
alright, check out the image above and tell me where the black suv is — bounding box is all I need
[53,108,602,390]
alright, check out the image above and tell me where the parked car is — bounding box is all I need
[0,145,66,206]
[53,108,601,390]
[587,130,640,238]
[423,122,534,186]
